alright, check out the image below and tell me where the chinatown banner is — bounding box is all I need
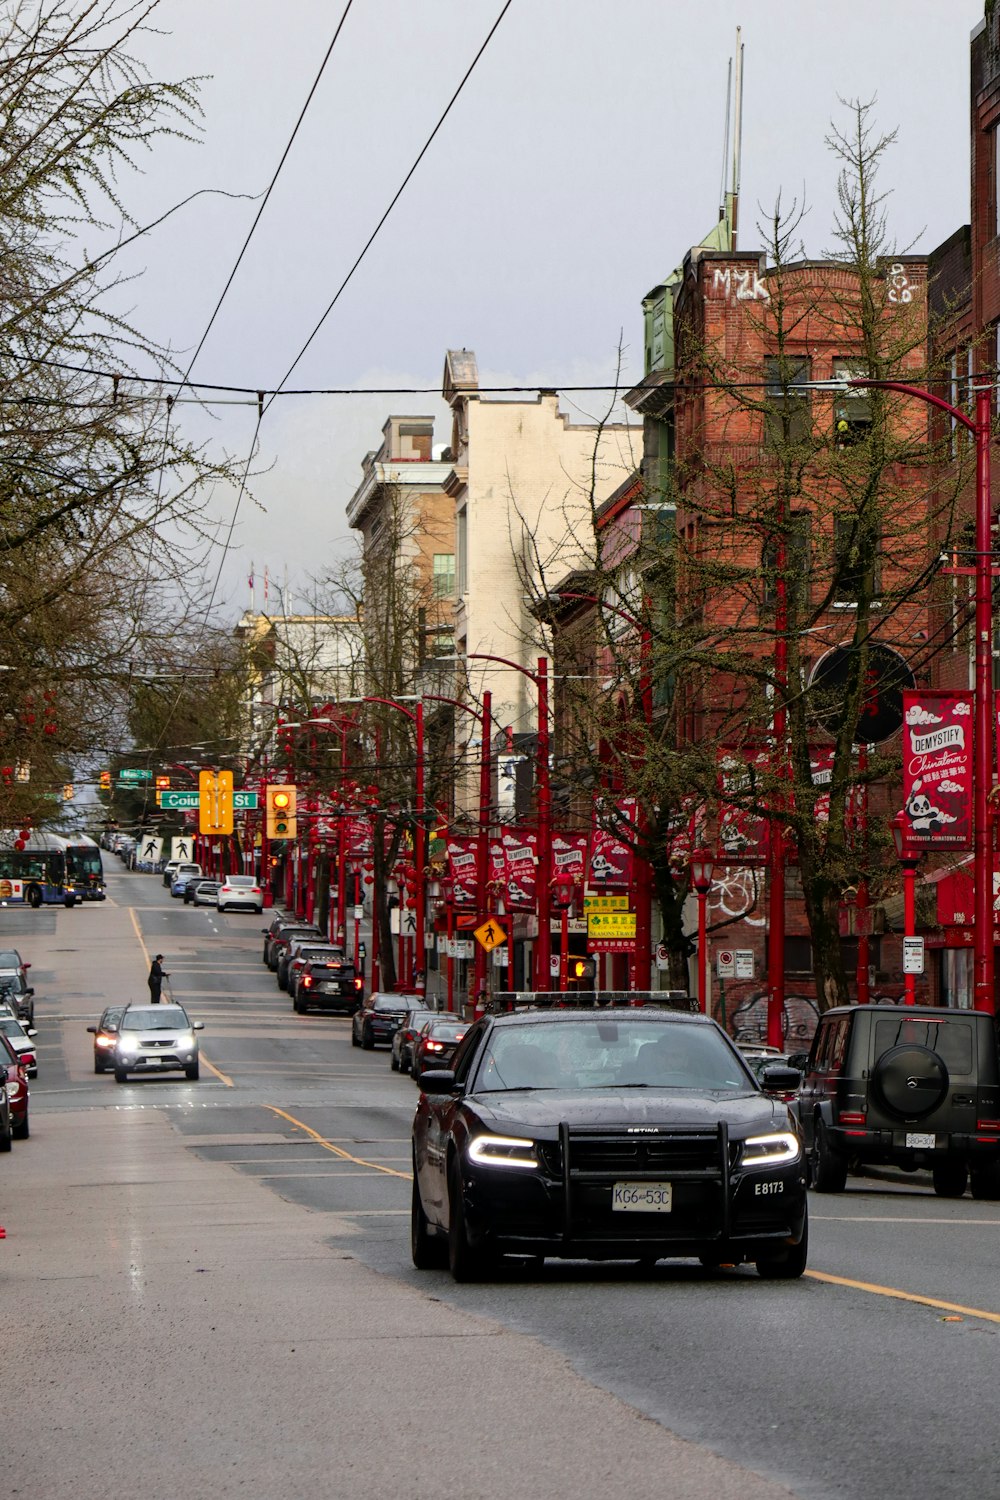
[502,828,539,911]
[488,837,506,895]
[901,690,972,849]
[588,797,636,887]
[446,836,479,907]
[345,816,373,858]
[718,751,768,862]
[550,831,589,885]
[665,798,705,872]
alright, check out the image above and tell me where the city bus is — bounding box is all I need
[0,832,105,907]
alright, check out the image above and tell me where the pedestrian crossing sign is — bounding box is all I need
[474,917,506,953]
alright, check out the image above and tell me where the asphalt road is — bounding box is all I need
[9,862,1000,1499]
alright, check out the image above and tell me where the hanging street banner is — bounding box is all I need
[901,690,973,848]
[718,751,768,863]
[588,797,636,887]
[502,828,539,911]
[446,836,479,907]
[550,831,588,884]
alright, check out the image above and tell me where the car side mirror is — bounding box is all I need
[192,1021,205,1031]
[761,1065,801,1093]
[86,1025,96,1034]
[26,988,34,997]
[417,1069,459,1094]
[786,1052,810,1073]
[27,1028,37,1038]
[22,963,30,969]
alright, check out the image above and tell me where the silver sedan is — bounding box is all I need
[217,875,264,913]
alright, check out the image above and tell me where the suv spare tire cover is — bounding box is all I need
[873,1044,949,1119]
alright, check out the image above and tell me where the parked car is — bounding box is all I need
[112,1003,205,1083]
[0,1031,29,1139]
[162,858,183,888]
[411,1002,806,1282]
[190,879,222,907]
[171,864,204,899]
[0,1014,37,1077]
[737,1044,800,1095]
[86,1005,127,1074]
[0,1046,12,1150]
[798,1003,1000,1198]
[294,955,364,1015]
[265,921,322,973]
[351,993,411,1050]
[410,1017,470,1082]
[0,972,34,1027]
[391,1007,434,1073]
[217,875,264,914]
[282,940,343,994]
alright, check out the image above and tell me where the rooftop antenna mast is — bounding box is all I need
[731,26,744,250]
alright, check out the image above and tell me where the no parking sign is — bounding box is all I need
[717,950,736,978]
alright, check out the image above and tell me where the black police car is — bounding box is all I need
[411,1003,807,1282]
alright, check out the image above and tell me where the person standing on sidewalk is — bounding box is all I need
[148,954,169,1003]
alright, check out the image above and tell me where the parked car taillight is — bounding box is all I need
[354,978,363,991]
[302,975,313,988]
[426,1040,445,1053]
[839,1111,866,1125]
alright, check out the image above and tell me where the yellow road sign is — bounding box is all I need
[583,894,629,912]
[474,917,507,953]
[587,911,637,938]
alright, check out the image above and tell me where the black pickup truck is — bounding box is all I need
[292,955,364,1015]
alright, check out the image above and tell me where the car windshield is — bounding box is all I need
[475,1019,751,1092]
[0,1017,24,1037]
[0,951,21,967]
[0,975,26,995]
[228,876,254,887]
[428,1020,468,1041]
[121,1007,190,1031]
[372,996,404,1012]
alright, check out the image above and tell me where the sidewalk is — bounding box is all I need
[4,1104,799,1500]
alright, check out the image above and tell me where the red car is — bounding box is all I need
[0,1031,29,1139]
[411,1017,469,1082]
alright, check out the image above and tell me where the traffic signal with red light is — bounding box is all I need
[99,770,111,789]
[570,956,597,988]
[155,775,170,790]
[266,784,297,840]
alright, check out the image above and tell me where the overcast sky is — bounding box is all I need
[115,0,984,618]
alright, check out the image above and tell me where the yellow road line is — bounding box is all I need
[129,907,233,1087]
[266,1106,413,1181]
[806,1269,1000,1324]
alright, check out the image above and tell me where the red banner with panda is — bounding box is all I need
[901,690,973,849]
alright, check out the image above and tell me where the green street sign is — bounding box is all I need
[159,790,200,809]
[233,791,258,809]
[119,767,153,782]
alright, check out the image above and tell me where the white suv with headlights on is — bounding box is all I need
[113,1004,204,1083]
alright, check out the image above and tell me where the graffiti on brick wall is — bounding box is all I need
[709,864,765,926]
[712,267,770,303]
[729,990,820,1048]
[887,262,914,305]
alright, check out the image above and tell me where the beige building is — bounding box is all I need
[441,348,641,765]
[234,611,364,759]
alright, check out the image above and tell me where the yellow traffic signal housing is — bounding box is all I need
[199,769,234,835]
[155,775,170,790]
[99,770,111,789]
[266,783,296,840]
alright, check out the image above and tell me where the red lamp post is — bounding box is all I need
[466,654,551,992]
[690,850,715,1015]
[848,377,994,1013]
[892,811,919,1005]
[423,691,492,1003]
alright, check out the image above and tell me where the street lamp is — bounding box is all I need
[465,653,552,993]
[423,690,492,1004]
[892,811,919,1005]
[690,849,715,1015]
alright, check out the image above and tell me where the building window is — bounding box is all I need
[432,553,456,598]
[783,935,812,974]
[764,356,811,448]
[456,508,467,595]
[833,513,880,603]
[832,360,872,446]
[762,514,812,609]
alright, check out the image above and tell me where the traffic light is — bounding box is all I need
[266,784,296,840]
[155,775,170,790]
[99,770,111,790]
[570,956,597,989]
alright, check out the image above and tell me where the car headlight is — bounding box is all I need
[467,1133,539,1170]
[741,1132,801,1167]
[118,1042,139,1056]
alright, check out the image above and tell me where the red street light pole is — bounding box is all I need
[690,850,715,1015]
[423,691,493,1003]
[466,654,551,992]
[345,697,425,991]
[892,811,919,1005]
[553,592,653,990]
[847,377,994,1013]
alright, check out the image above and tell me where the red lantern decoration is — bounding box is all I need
[405,897,416,909]
[14,839,24,851]
[19,829,29,841]
[44,723,57,735]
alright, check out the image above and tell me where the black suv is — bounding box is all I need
[293,956,364,1015]
[798,1004,1000,1199]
